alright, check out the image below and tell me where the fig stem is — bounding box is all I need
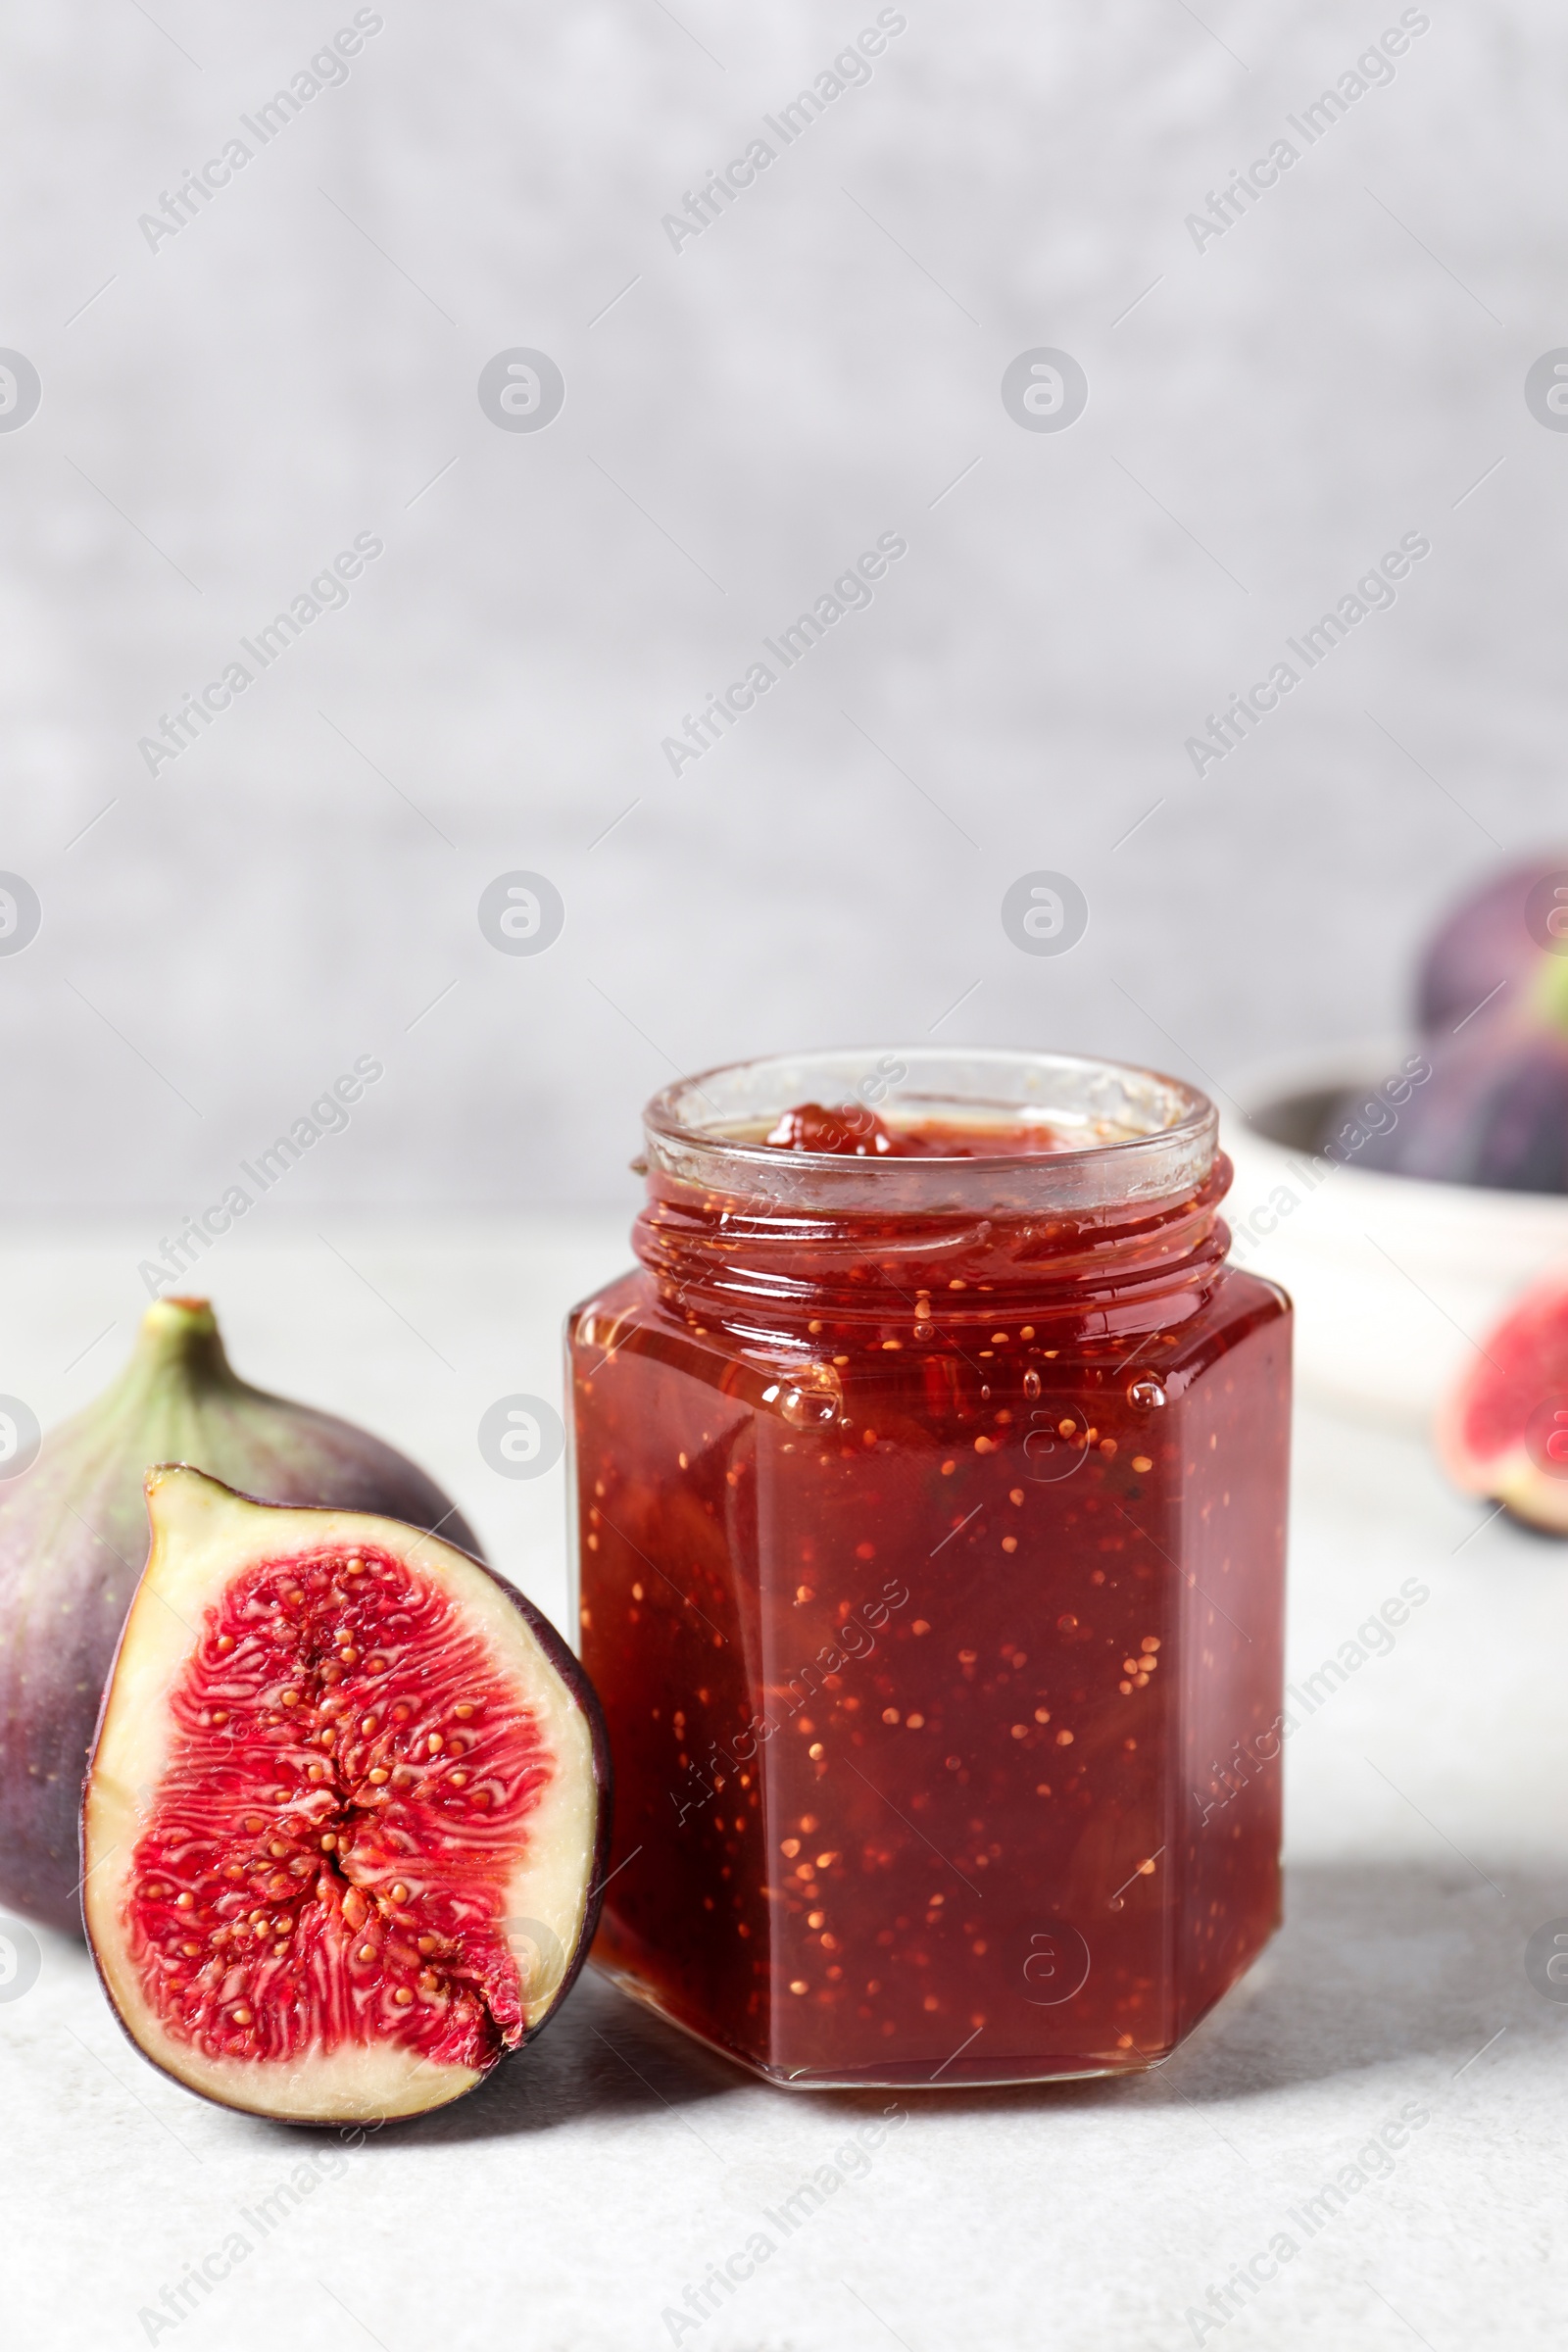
[1531,951,1568,1037]
[133,1298,241,1392]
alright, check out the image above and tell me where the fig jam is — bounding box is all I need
[569,1051,1290,2087]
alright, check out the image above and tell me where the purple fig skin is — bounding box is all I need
[79,1468,612,2127]
[0,1298,482,1936]
[1324,1014,1568,1192]
[1415,853,1568,1036]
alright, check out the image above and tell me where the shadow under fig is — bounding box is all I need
[401,1964,748,2144]
[385,1857,1568,2142]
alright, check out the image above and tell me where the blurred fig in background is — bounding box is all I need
[1321,853,1568,1192]
[1336,1006,1568,1192]
[1437,1267,1568,1534]
[1415,853,1568,1034]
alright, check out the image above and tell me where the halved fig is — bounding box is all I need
[82,1466,609,2124]
[0,1294,486,1936]
[1436,1269,1568,1535]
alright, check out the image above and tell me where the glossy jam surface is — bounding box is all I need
[570,1112,1290,2087]
[126,1544,551,2071]
[762,1102,1074,1157]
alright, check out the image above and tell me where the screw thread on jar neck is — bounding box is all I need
[633,1048,1229,1343]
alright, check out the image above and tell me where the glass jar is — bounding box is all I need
[566,1048,1291,2088]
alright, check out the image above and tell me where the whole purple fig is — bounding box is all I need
[1415,853,1568,1036]
[0,1297,479,1934]
[1326,968,1568,1191]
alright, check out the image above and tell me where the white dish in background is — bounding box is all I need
[1220,1040,1568,1432]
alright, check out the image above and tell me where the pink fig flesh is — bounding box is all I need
[82,1467,609,2124]
[1436,1271,1568,1535]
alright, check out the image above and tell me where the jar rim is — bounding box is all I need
[642,1047,1218,1218]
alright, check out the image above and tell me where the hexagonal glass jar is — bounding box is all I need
[567,1049,1291,2088]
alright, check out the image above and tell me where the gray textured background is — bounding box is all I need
[1,0,1560,1221]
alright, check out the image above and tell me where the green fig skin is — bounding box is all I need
[0,1298,481,1935]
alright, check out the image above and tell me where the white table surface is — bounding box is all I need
[2,1214,1562,2352]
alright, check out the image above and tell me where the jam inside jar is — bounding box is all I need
[567,1049,1291,2088]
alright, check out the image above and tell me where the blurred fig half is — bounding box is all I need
[0,1297,482,1934]
[1436,1270,1568,1535]
[83,1467,609,2124]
